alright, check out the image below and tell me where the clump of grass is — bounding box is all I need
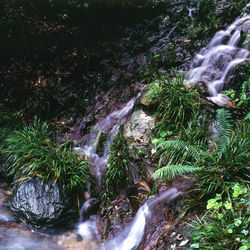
[0,119,93,192]
[103,129,130,201]
[149,71,201,132]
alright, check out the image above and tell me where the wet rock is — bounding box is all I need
[58,230,98,250]
[0,185,13,223]
[139,87,157,108]
[123,109,155,158]
[11,177,78,230]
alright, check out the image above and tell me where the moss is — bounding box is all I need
[96,131,108,156]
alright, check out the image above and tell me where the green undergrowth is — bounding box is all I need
[149,70,249,249]
[0,119,93,192]
[149,71,201,133]
[189,183,250,250]
[102,129,130,202]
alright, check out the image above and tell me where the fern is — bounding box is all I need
[157,139,202,165]
[152,164,202,182]
[215,109,232,154]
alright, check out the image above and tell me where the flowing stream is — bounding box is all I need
[0,13,249,250]
[187,14,250,106]
[74,91,143,184]
[76,15,250,249]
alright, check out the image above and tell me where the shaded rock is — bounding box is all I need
[139,87,155,107]
[124,109,155,158]
[11,177,78,230]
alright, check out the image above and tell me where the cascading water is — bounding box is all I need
[187,14,250,106]
[75,88,184,249]
[74,91,143,184]
[75,16,250,248]
[75,91,144,244]
[102,188,181,250]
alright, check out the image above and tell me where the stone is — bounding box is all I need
[123,109,155,152]
[139,88,154,107]
[11,177,78,229]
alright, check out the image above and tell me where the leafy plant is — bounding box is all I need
[198,111,249,194]
[152,164,201,183]
[152,109,249,193]
[189,183,250,250]
[223,77,250,107]
[103,129,130,201]
[0,119,92,192]
[149,72,201,132]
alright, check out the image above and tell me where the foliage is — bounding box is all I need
[0,119,92,192]
[189,183,250,250]
[215,108,233,153]
[25,79,63,119]
[223,76,250,107]
[197,110,249,194]
[0,111,22,142]
[152,109,249,193]
[149,72,201,132]
[103,129,130,201]
[178,112,209,144]
[152,164,201,183]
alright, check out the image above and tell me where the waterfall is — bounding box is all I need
[102,188,182,250]
[76,15,250,250]
[75,91,143,243]
[74,91,143,184]
[187,15,250,106]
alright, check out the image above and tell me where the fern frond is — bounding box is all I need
[215,109,233,154]
[157,139,202,165]
[152,164,202,182]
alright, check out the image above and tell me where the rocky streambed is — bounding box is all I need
[0,1,249,249]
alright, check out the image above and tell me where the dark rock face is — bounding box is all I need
[11,177,78,230]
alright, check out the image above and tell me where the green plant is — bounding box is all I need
[149,72,201,132]
[189,183,250,250]
[1,119,92,192]
[152,109,249,193]
[198,112,249,194]
[103,129,130,201]
[223,77,250,107]
[152,136,203,184]
[0,111,22,142]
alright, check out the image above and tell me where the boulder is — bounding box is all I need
[124,109,155,158]
[11,177,78,230]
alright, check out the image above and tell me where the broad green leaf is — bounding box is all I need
[234,219,242,227]
[225,202,232,209]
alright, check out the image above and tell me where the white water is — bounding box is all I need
[74,91,142,183]
[75,15,250,250]
[102,188,181,250]
[76,91,144,244]
[187,15,250,106]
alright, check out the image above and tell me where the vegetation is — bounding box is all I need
[150,70,249,249]
[189,184,250,250]
[103,129,130,201]
[149,72,201,132]
[0,119,93,192]
[152,108,249,191]
[0,0,249,245]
